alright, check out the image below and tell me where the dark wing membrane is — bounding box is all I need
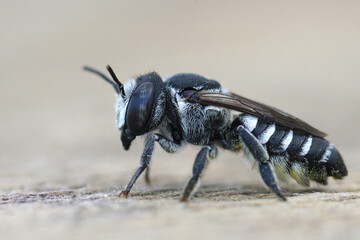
[185,90,327,138]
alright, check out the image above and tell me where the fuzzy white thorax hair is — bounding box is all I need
[115,78,137,129]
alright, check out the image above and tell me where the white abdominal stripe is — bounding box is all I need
[242,115,258,132]
[299,136,312,156]
[258,124,275,144]
[320,144,334,163]
[240,114,319,157]
[279,130,293,152]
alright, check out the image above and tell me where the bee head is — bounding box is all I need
[117,71,167,149]
[84,65,167,150]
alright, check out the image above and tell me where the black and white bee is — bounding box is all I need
[84,65,347,201]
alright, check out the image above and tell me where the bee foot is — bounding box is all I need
[119,191,129,198]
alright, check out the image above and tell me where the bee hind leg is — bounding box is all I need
[237,126,286,201]
[259,162,286,201]
[181,145,217,202]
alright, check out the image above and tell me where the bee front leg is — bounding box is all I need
[119,134,182,198]
[237,126,286,201]
[181,145,217,202]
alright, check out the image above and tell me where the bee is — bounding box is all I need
[84,65,347,201]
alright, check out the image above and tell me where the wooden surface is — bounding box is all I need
[1,148,360,240]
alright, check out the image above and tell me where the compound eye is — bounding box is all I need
[126,82,154,135]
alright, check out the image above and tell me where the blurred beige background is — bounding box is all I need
[1,1,360,240]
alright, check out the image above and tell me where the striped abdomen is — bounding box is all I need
[239,114,348,186]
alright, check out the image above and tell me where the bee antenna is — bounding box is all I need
[83,65,120,94]
[107,65,125,96]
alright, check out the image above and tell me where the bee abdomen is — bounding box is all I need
[239,115,348,185]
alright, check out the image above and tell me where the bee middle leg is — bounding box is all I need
[181,145,217,202]
[144,167,151,185]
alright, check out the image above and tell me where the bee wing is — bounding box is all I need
[184,90,327,138]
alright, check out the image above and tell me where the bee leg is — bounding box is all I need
[237,126,286,201]
[181,145,217,202]
[259,162,286,201]
[120,134,182,198]
[144,167,151,185]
